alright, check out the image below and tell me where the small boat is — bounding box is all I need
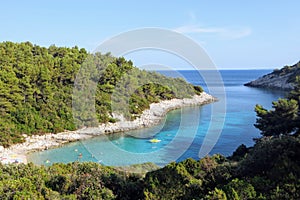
[149,138,161,143]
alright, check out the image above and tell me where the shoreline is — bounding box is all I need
[0,92,216,164]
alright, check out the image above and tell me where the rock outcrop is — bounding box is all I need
[244,61,300,90]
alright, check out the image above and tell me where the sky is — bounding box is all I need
[1,0,300,69]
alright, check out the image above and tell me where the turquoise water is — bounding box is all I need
[27,70,286,166]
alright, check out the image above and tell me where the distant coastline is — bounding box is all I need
[244,61,300,90]
[0,93,216,164]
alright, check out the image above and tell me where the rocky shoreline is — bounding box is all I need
[244,72,294,90]
[0,92,216,164]
[244,64,300,90]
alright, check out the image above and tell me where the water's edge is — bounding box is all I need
[0,93,215,164]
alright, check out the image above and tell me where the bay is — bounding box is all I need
[27,70,286,166]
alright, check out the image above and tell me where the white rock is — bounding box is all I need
[0,93,216,164]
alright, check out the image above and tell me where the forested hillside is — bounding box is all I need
[0,75,299,199]
[0,42,202,147]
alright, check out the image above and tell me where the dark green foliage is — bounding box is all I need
[288,77,300,103]
[193,85,204,95]
[1,135,300,199]
[205,187,227,200]
[0,42,203,147]
[0,42,88,147]
[1,41,299,199]
[237,136,300,200]
[255,77,300,137]
[143,136,300,199]
[288,77,300,135]
[129,83,175,118]
[141,83,300,199]
[143,155,227,200]
[229,144,249,161]
[255,99,298,136]
[0,162,139,200]
[237,136,300,181]
[223,178,257,200]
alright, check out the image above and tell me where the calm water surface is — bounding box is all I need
[27,70,286,166]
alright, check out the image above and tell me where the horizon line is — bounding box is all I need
[142,68,275,71]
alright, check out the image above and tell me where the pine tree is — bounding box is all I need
[255,76,300,137]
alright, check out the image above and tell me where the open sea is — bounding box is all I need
[27,70,286,166]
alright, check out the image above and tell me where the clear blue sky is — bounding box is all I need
[1,0,299,69]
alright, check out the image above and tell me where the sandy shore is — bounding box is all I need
[0,93,216,164]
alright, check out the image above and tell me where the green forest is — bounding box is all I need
[0,42,299,199]
[0,42,201,147]
[0,81,299,199]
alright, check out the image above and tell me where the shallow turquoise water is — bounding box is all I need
[27,70,286,166]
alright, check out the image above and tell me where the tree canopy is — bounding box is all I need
[0,41,202,147]
[1,41,299,199]
[255,77,300,137]
[1,135,299,200]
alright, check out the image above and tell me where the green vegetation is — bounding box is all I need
[1,41,299,199]
[0,162,143,199]
[272,61,300,83]
[0,42,201,147]
[0,77,299,200]
[1,135,299,199]
[255,77,300,137]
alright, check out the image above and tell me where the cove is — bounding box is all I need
[27,70,286,166]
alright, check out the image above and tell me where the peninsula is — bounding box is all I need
[244,61,300,90]
[0,42,216,163]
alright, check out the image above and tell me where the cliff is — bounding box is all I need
[244,61,300,90]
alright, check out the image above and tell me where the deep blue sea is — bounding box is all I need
[27,70,286,166]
